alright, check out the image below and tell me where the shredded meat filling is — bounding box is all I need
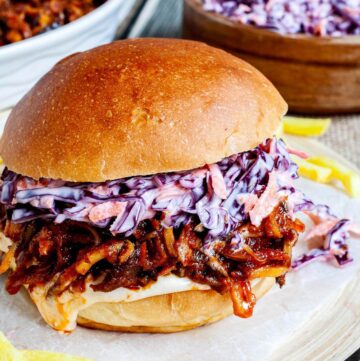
[0,203,304,318]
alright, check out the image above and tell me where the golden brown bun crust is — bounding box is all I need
[77,278,274,333]
[0,39,287,182]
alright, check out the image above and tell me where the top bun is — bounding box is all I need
[0,39,287,182]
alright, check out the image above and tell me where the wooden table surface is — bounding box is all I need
[118,1,360,360]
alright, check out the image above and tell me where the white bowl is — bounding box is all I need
[0,0,135,110]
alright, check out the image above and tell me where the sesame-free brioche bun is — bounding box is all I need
[77,278,274,333]
[0,38,287,182]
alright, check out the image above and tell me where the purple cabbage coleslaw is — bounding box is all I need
[0,138,357,269]
[292,208,360,269]
[292,219,352,269]
[202,0,360,36]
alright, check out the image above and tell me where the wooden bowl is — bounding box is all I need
[183,0,360,114]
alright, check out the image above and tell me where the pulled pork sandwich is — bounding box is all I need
[0,38,313,333]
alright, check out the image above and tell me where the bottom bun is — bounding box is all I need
[77,277,275,333]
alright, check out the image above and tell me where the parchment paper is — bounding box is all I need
[1,177,359,361]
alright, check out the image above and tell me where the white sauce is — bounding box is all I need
[29,274,210,332]
[0,233,12,253]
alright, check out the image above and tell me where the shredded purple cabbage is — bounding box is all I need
[1,138,297,239]
[0,137,356,269]
[203,0,360,36]
[292,219,353,269]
